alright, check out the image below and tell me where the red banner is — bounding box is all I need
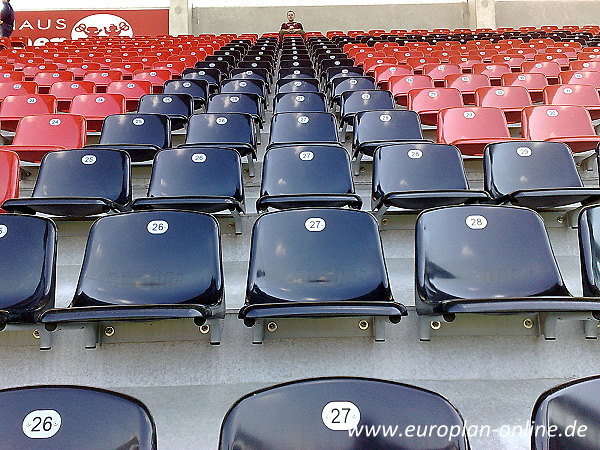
[13,10,170,46]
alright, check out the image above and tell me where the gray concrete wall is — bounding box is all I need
[496,0,600,28]
[192,3,469,35]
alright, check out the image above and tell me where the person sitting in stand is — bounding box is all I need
[0,0,14,38]
[279,10,305,40]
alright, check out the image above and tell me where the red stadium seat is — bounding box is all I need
[475,86,532,123]
[407,87,464,126]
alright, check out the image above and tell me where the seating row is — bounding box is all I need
[1,375,598,449]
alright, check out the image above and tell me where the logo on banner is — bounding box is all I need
[71,14,133,39]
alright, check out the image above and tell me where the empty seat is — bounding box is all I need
[0,150,18,213]
[484,141,600,209]
[407,87,464,126]
[207,93,263,130]
[501,72,548,103]
[474,86,532,123]
[339,89,395,131]
[137,93,194,131]
[239,208,406,342]
[352,109,427,174]
[276,78,320,94]
[3,149,131,217]
[543,84,600,120]
[268,112,339,150]
[372,143,489,222]
[531,376,600,450]
[91,113,171,162]
[444,73,491,105]
[0,214,56,325]
[580,205,600,298]
[69,93,126,132]
[437,106,519,156]
[415,204,600,340]
[0,113,86,162]
[49,80,96,112]
[521,61,561,84]
[471,63,512,85]
[0,385,155,448]
[163,79,208,110]
[521,105,600,153]
[106,80,152,111]
[559,70,600,90]
[41,210,225,347]
[389,74,434,107]
[257,144,362,212]
[183,112,256,176]
[132,69,172,93]
[132,147,245,234]
[330,76,376,107]
[0,94,57,132]
[219,377,469,449]
[273,92,327,114]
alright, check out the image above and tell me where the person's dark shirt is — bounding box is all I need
[281,21,303,30]
[1,1,14,37]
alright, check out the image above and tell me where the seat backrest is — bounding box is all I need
[106,80,153,100]
[99,113,171,148]
[407,87,464,113]
[261,144,354,197]
[501,72,548,90]
[83,70,123,85]
[0,94,56,117]
[531,376,600,450]
[163,79,208,102]
[373,143,470,197]
[32,149,131,205]
[276,78,320,94]
[207,93,260,117]
[521,61,561,77]
[49,81,96,100]
[137,93,194,118]
[332,76,376,98]
[0,214,56,322]
[269,112,339,147]
[522,105,595,139]
[72,210,223,308]
[0,385,155,449]
[438,106,511,142]
[147,147,243,200]
[132,69,172,87]
[69,93,126,118]
[559,70,600,89]
[0,150,19,212]
[416,205,569,311]
[474,85,532,108]
[219,377,469,450]
[13,114,86,148]
[579,205,600,296]
[353,109,424,146]
[484,141,584,199]
[185,113,254,146]
[273,92,326,114]
[444,73,491,92]
[246,208,393,304]
[340,90,395,117]
[0,81,38,100]
[543,83,600,106]
[220,79,264,98]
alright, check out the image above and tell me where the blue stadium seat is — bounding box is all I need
[240,208,406,343]
[339,89,395,132]
[133,147,245,234]
[531,376,600,450]
[276,78,320,94]
[3,149,131,217]
[273,92,327,114]
[41,210,225,347]
[163,79,208,111]
[268,112,339,149]
[0,385,156,449]
[372,143,489,223]
[257,144,362,212]
[219,377,469,450]
[137,93,194,131]
[416,204,600,340]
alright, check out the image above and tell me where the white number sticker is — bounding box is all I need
[0,224,7,238]
[293,62,300,66]
[466,215,487,230]
[198,70,206,75]
[13,83,21,89]
[463,111,475,119]
[49,118,61,126]
[461,76,470,82]
[183,82,191,87]
[495,89,505,96]
[22,410,61,439]
[2,73,9,78]
[162,96,173,103]
[251,63,257,67]
[546,109,559,117]
[147,220,168,234]
[101,72,109,77]
[239,81,247,87]
[293,70,300,74]
[70,83,80,89]
[349,79,357,85]
[133,118,145,125]
[150,71,157,76]
[517,75,526,81]
[428,91,438,98]
[230,96,239,103]
[27,98,37,104]
[322,402,360,431]
[95,97,106,103]
[216,117,228,125]
[408,149,423,159]
[486,65,493,70]
[341,69,348,74]
[246,70,253,75]
[361,93,371,100]
[563,87,573,94]
[295,95,305,102]
[583,63,590,68]
[299,151,314,161]
[192,153,207,163]
[575,73,583,79]
[379,114,391,122]
[517,147,532,157]
[389,67,397,72]
[293,81,302,87]
[305,217,325,232]
[52,73,59,78]
[297,116,309,124]
[437,65,445,71]
[81,154,97,165]
[535,63,542,68]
